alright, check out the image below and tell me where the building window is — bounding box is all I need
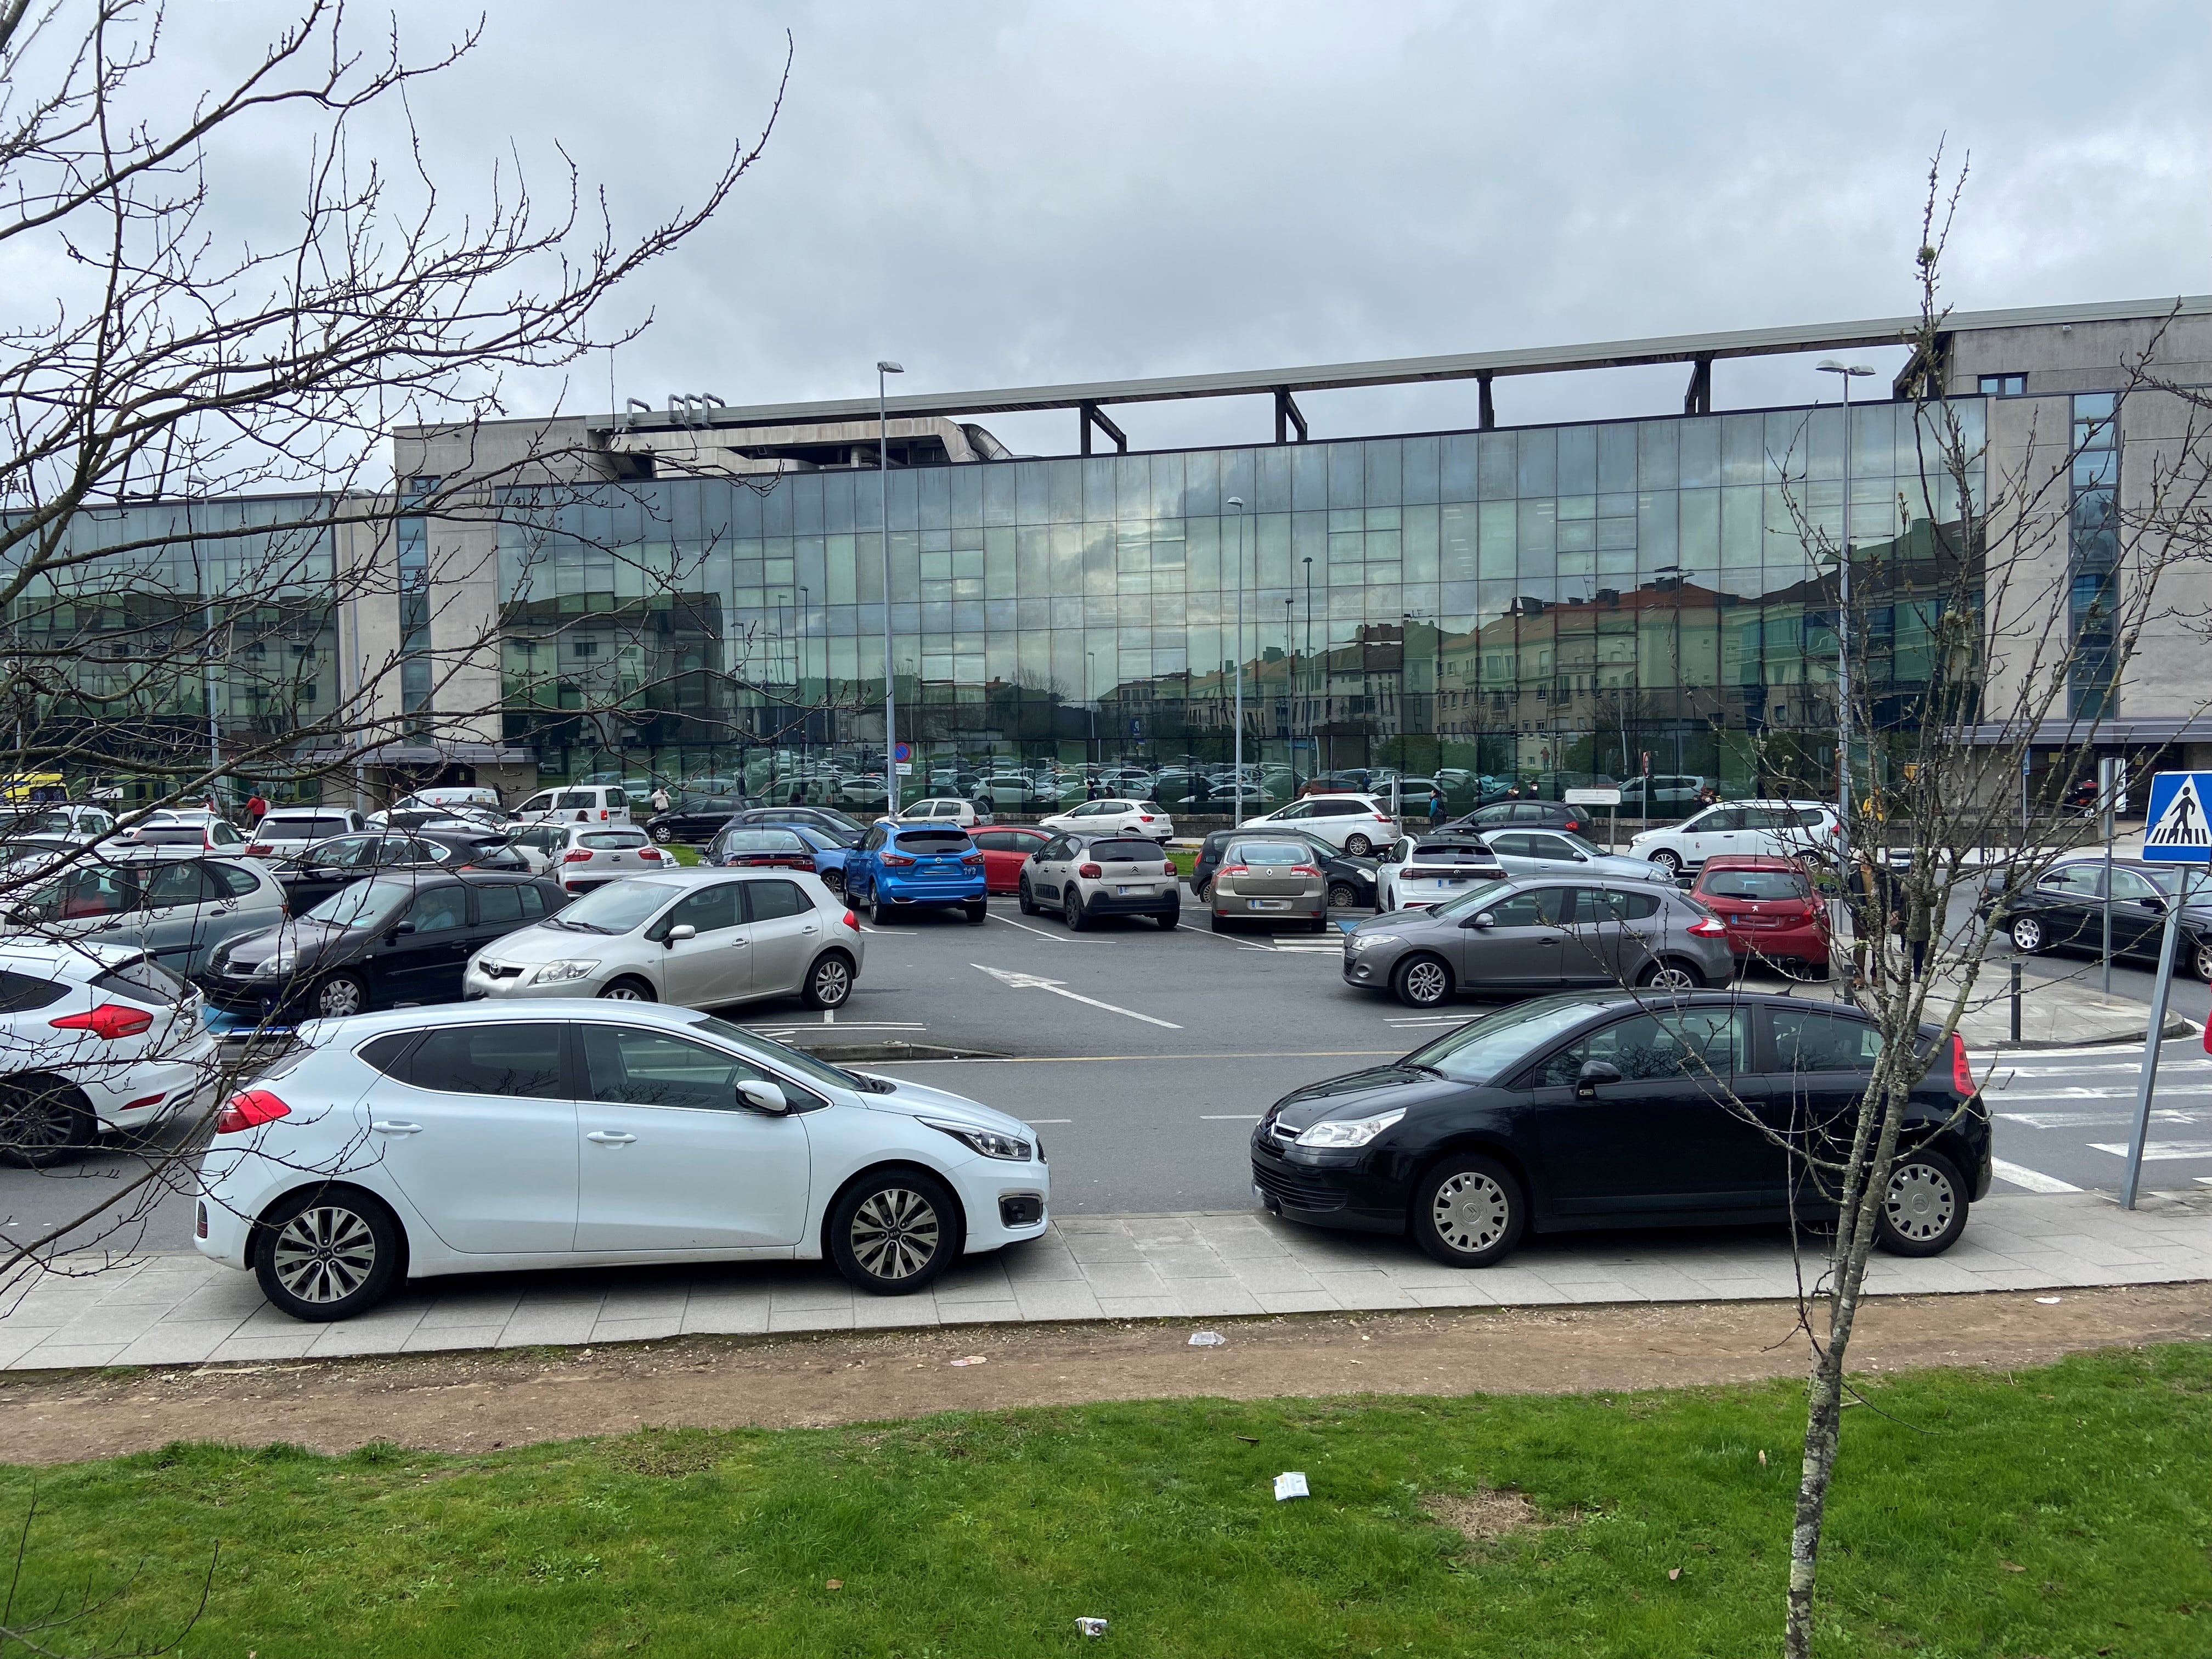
[1978,374,2026,397]
[2067,393,2118,719]
[396,477,438,715]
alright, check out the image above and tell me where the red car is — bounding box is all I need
[972,826,1051,894]
[1691,854,1832,970]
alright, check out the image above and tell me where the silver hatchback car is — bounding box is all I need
[1340,874,1734,1008]
[1207,836,1327,933]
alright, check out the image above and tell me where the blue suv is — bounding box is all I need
[848,821,988,924]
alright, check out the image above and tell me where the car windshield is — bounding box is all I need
[1399,997,1606,1085]
[1703,868,1813,900]
[1426,878,1516,918]
[540,879,673,934]
[304,878,413,930]
[894,830,972,854]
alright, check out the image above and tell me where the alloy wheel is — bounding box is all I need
[1642,963,1699,993]
[848,1186,941,1280]
[1344,834,1373,856]
[0,1088,77,1160]
[600,981,649,1001]
[2011,917,2044,955]
[269,1205,379,1305]
[2195,940,2212,982]
[1400,957,1449,1005]
[1882,1161,1957,1244]
[315,975,365,1018]
[811,958,851,1006]
[1430,1170,1511,1256]
[1651,850,1682,877]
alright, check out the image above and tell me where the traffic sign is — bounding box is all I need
[2141,771,2212,862]
[893,741,911,763]
[1565,787,1622,806]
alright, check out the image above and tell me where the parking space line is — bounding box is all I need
[1200,1114,1262,1120]
[1990,1158,2083,1194]
[1030,1118,1075,1124]
[970,963,1182,1028]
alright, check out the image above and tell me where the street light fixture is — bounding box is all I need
[1818,359,1874,900]
[1227,497,1247,826]
[877,360,904,805]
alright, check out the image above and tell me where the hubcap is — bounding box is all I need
[1330,887,1354,908]
[849,1187,941,1280]
[2196,943,2212,981]
[1404,960,1447,1003]
[1647,966,1695,992]
[1431,1170,1510,1255]
[603,984,646,1001]
[814,962,850,1004]
[318,977,363,1017]
[2013,919,2041,952]
[270,1206,377,1304]
[1884,1162,1957,1242]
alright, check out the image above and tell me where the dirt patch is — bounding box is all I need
[4,1283,2210,1466]
[1423,1488,1545,1543]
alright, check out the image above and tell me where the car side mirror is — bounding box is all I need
[2140,896,2166,912]
[736,1079,789,1114]
[392,921,415,936]
[666,923,698,943]
[1575,1059,1624,1099]
[1464,911,1496,929]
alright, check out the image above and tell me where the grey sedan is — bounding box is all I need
[1339,875,1735,1008]
[1482,828,1674,883]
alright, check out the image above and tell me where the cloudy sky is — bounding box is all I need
[146,1,2212,454]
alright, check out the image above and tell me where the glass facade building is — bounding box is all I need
[495,399,1985,806]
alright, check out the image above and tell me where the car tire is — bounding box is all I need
[1874,1148,1969,1257]
[1328,882,1358,910]
[2194,938,2212,983]
[2010,916,2046,955]
[1412,1154,1524,1268]
[1155,907,1180,930]
[0,1075,95,1169]
[599,976,655,1001]
[827,1167,959,1295]
[1018,879,1038,915]
[821,869,844,897]
[253,1186,403,1321]
[871,887,894,927]
[802,952,854,1009]
[1650,848,1683,878]
[1344,834,1374,857]
[1306,915,1328,934]
[1638,958,1705,992]
[964,900,988,926]
[650,823,674,844]
[311,970,369,1020]
[1064,890,1087,931]
[1209,911,1229,933]
[1392,952,1453,1008]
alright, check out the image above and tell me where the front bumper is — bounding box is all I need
[1247,1132,1403,1234]
[463,958,610,1000]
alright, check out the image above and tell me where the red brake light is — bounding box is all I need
[1686,917,1729,938]
[1079,862,1103,879]
[961,854,983,867]
[563,849,592,863]
[1219,864,1249,877]
[1373,814,1391,822]
[245,843,272,856]
[1139,815,1154,822]
[882,852,916,867]
[1290,864,1319,877]
[50,1003,155,1040]
[215,1089,290,1135]
[1950,1033,1974,1094]
[639,848,665,861]
[841,909,859,930]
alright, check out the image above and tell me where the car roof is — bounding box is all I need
[306,996,753,1042]
[0,939,138,977]
[1700,854,1806,871]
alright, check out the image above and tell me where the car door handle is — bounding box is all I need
[586,1130,636,1145]
[371,1120,423,1136]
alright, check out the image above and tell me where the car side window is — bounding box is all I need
[1540,1008,1752,1087]
[2107,868,2162,904]
[1273,801,1310,820]
[520,793,553,814]
[861,827,885,851]
[1486,888,1567,927]
[2038,866,2100,898]
[745,879,807,922]
[1770,1008,1884,1072]
[143,862,207,910]
[1524,833,1574,859]
[0,969,68,1012]
[400,1022,566,1098]
[580,1024,811,1113]
[518,884,551,917]
[475,883,525,926]
[408,887,469,934]
[662,882,742,935]
[1487,833,1531,857]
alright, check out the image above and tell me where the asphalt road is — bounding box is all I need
[3,885,2209,1255]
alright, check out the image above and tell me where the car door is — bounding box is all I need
[741,878,820,998]
[516,791,556,823]
[1528,1005,1773,1217]
[138,861,227,977]
[2024,864,2102,948]
[1679,806,1745,866]
[1555,886,1635,986]
[1764,1003,1886,1207]
[362,1020,579,1252]
[571,1021,816,1249]
[850,825,886,900]
[652,879,751,1007]
[1455,884,1572,989]
[2102,866,2174,958]
[1030,834,1071,902]
[379,882,474,1004]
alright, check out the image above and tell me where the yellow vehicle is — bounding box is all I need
[0,772,66,805]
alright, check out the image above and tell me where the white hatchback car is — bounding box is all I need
[1373,834,1508,913]
[1627,799,1844,878]
[553,824,673,893]
[1035,798,1175,842]
[901,797,994,827]
[1235,793,1400,856]
[193,1000,1049,1318]
[0,942,220,1165]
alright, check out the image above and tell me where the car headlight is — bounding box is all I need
[531,959,600,984]
[923,1118,1034,1161]
[1350,933,1400,952]
[1294,1107,1406,1148]
[250,949,296,978]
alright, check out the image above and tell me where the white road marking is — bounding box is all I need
[1200,1114,1262,1120]
[1990,1158,2083,1194]
[1999,1109,2201,1130]
[991,915,1073,943]
[2087,1140,2212,1161]
[969,962,1183,1029]
[1029,1118,1075,1124]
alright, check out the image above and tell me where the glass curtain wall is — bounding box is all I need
[496,401,1983,811]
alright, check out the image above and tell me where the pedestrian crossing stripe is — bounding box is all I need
[2142,771,2212,862]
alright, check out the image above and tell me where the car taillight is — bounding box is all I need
[1159,862,1175,876]
[1950,1033,1974,1094]
[639,848,665,861]
[1219,864,1248,877]
[1138,814,1154,822]
[50,1003,155,1040]
[215,1089,290,1134]
[1290,864,1319,877]
[1373,814,1391,822]
[1686,917,1729,938]
[1079,862,1103,879]
[961,854,983,867]
[563,849,592,863]
[245,843,272,856]
[599,809,608,820]
[794,856,816,871]
[882,853,916,866]
[841,909,859,930]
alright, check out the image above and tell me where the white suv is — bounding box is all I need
[515,785,631,827]
[1628,799,1843,877]
[1236,793,1400,856]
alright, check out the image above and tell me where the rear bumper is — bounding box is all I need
[1074,882,1180,913]
[81,1031,225,1132]
[1723,921,1831,962]
[1214,893,1324,917]
[880,875,986,904]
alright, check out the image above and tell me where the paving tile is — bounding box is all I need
[851,1295,938,1330]
[415,1295,524,1330]
[679,1295,771,1336]
[1218,1257,1325,1295]
[1010,1282,1106,1322]
[495,1312,601,1347]
[934,1261,1016,1303]
[306,1311,426,1356]
[1094,1295,1185,1319]
[590,1316,683,1345]
[1000,1244,1087,1284]
[13,1342,128,1370]
[938,1301,1023,1325]
[0,1327,65,1367]
[1074,1263,1169,1298]
[202,1330,324,1362]
[1052,1216,1131,1235]
[1308,1271,1419,1310]
[402,1324,510,1353]
[111,1322,241,1366]
[46,1304,169,1344]
[761,1278,856,1312]
[1252,1289,1342,1314]
[767,1305,855,1333]
[1189,1224,1294,1260]
[1063,1234,1148,1266]
[1406,1283,1504,1309]
[1154,1280,1265,1317]
[597,1291,691,1322]
[1135,1246,1235,1280]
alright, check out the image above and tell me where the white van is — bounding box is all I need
[515,783,631,826]
[396,787,504,813]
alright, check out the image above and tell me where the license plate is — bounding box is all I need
[1253,899,1289,910]
[1116,885,1131,895]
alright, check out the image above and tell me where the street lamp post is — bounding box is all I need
[1818,360,1875,910]
[798,584,810,772]
[1227,497,1246,826]
[877,360,904,807]
[1087,650,1098,766]
[1302,554,1315,781]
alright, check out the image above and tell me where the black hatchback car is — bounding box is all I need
[1444,800,1597,838]
[1978,856,2212,983]
[1250,990,1990,1268]
[642,791,751,845]
[198,871,566,1024]
[1189,826,1379,911]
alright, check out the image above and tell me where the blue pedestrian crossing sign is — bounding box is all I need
[2142,771,2212,862]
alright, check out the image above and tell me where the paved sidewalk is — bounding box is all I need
[5,1191,2211,1372]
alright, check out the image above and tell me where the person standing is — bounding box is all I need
[1427,782,1445,827]
[244,788,268,827]
[650,783,670,816]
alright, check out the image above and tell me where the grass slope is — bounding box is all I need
[5,1345,2209,1657]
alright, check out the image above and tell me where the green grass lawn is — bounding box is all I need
[8,1346,2211,1656]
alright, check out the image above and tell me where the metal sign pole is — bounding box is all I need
[2120,866,2195,1209]
[2100,755,2119,995]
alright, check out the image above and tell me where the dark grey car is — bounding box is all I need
[1340,874,1735,1008]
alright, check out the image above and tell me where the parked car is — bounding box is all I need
[1339,874,1732,1007]
[1482,828,1672,883]
[1444,799,1597,839]
[706,826,820,874]
[552,825,672,894]
[395,787,505,814]
[1203,837,1327,934]
[112,811,249,853]
[901,797,994,827]
[845,822,988,924]
[1979,856,2212,981]
[1019,833,1182,930]
[972,826,1052,894]
[1189,827,1378,912]
[1615,775,1712,816]
[8,804,117,842]
[192,998,1046,1317]
[1249,990,1989,1266]
[707,822,850,889]
[2,855,288,979]
[245,808,368,856]
[514,785,632,827]
[463,869,862,1011]
[1692,855,1832,973]
[1627,800,1842,878]
[200,872,565,1023]
[370,806,506,834]
[1374,834,1509,913]
[273,831,456,912]
[0,942,219,1166]
[410,828,544,878]
[1233,793,1398,856]
[723,805,868,843]
[643,791,750,845]
[1036,798,1175,843]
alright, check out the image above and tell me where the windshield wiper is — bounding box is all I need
[1400,1062,1446,1078]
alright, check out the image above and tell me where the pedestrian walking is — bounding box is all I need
[1427,782,1445,827]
